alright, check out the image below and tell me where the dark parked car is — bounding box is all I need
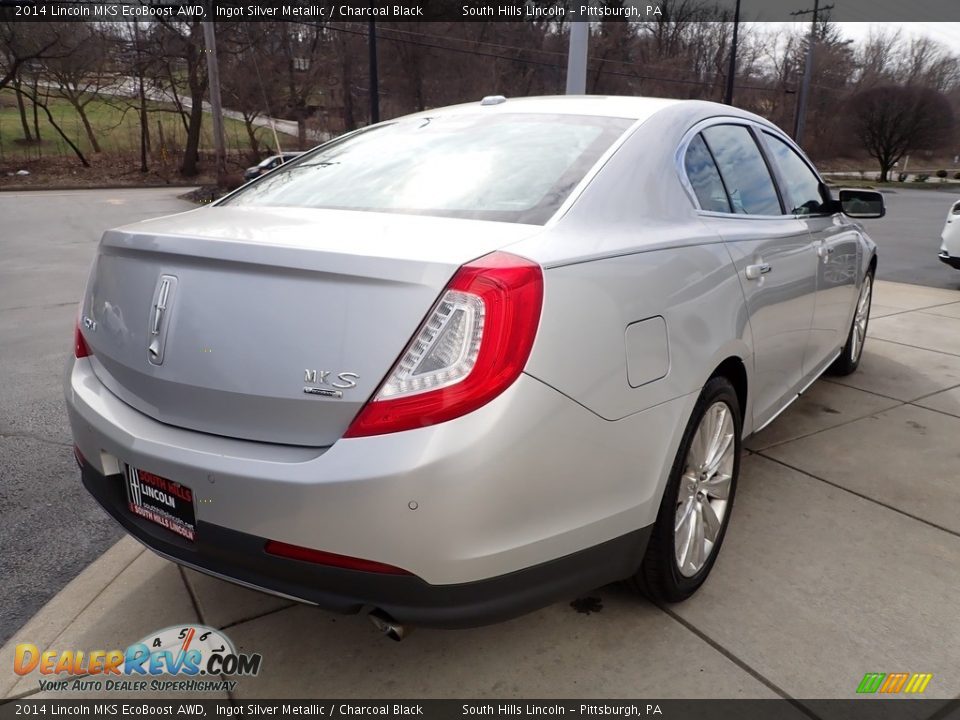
[243,152,305,182]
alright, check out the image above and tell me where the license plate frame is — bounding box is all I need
[124,465,197,542]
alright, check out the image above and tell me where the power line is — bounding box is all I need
[346,21,773,82]
[321,23,787,94]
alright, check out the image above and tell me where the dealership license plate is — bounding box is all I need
[124,466,196,541]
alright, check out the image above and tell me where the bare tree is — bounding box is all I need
[44,24,112,153]
[150,20,208,176]
[279,22,331,147]
[0,22,60,92]
[217,23,286,159]
[334,25,360,132]
[130,20,152,173]
[11,71,34,143]
[848,85,955,181]
[17,80,91,167]
[852,28,901,90]
[1,23,65,147]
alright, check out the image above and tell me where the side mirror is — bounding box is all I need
[838,189,885,219]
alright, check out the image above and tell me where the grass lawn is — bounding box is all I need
[0,88,297,166]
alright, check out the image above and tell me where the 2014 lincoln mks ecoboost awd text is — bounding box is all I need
[66,96,883,634]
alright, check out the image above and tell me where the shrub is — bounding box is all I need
[898,172,909,182]
[936,169,948,178]
[954,172,960,180]
[914,173,930,182]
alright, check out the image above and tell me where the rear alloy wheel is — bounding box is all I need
[629,376,741,603]
[828,271,873,376]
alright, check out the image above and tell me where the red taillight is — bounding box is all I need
[344,251,543,438]
[73,445,85,468]
[74,322,92,358]
[264,540,411,575]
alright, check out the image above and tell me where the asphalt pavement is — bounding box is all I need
[0,188,196,645]
[0,184,956,649]
[859,186,960,290]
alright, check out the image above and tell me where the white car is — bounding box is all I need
[940,199,960,269]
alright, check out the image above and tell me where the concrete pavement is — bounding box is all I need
[2,280,959,703]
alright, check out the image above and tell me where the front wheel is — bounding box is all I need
[628,376,741,603]
[828,270,873,376]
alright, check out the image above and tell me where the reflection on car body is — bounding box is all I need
[66,96,884,633]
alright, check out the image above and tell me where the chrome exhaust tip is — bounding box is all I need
[367,609,411,642]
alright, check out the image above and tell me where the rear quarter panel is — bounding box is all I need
[524,236,753,430]
[515,102,759,433]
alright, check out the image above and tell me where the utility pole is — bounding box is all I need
[202,18,227,181]
[723,0,742,105]
[791,0,833,145]
[368,18,380,124]
[565,23,588,95]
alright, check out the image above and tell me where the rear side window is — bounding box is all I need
[763,132,826,215]
[224,113,633,225]
[701,125,782,216]
[684,134,731,213]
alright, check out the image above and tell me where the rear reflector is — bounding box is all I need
[344,251,543,437]
[73,445,85,468]
[74,322,92,358]
[264,540,412,575]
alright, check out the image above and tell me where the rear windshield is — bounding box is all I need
[222,113,633,225]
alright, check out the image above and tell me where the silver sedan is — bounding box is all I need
[66,96,882,636]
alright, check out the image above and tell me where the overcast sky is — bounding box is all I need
[760,22,960,49]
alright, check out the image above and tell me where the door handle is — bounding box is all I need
[745,263,772,280]
[151,278,171,336]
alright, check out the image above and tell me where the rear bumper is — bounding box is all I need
[67,356,692,625]
[938,250,960,269]
[80,459,650,628]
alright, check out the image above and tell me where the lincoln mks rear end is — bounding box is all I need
[66,96,882,631]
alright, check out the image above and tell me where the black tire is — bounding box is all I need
[827,270,874,377]
[628,376,742,603]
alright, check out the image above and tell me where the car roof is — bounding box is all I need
[400,95,773,133]
[403,95,682,121]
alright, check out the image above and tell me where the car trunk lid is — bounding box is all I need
[81,206,540,446]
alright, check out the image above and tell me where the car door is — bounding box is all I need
[759,130,861,377]
[682,123,818,431]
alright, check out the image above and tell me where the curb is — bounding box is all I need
[0,537,143,698]
[0,185,201,193]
